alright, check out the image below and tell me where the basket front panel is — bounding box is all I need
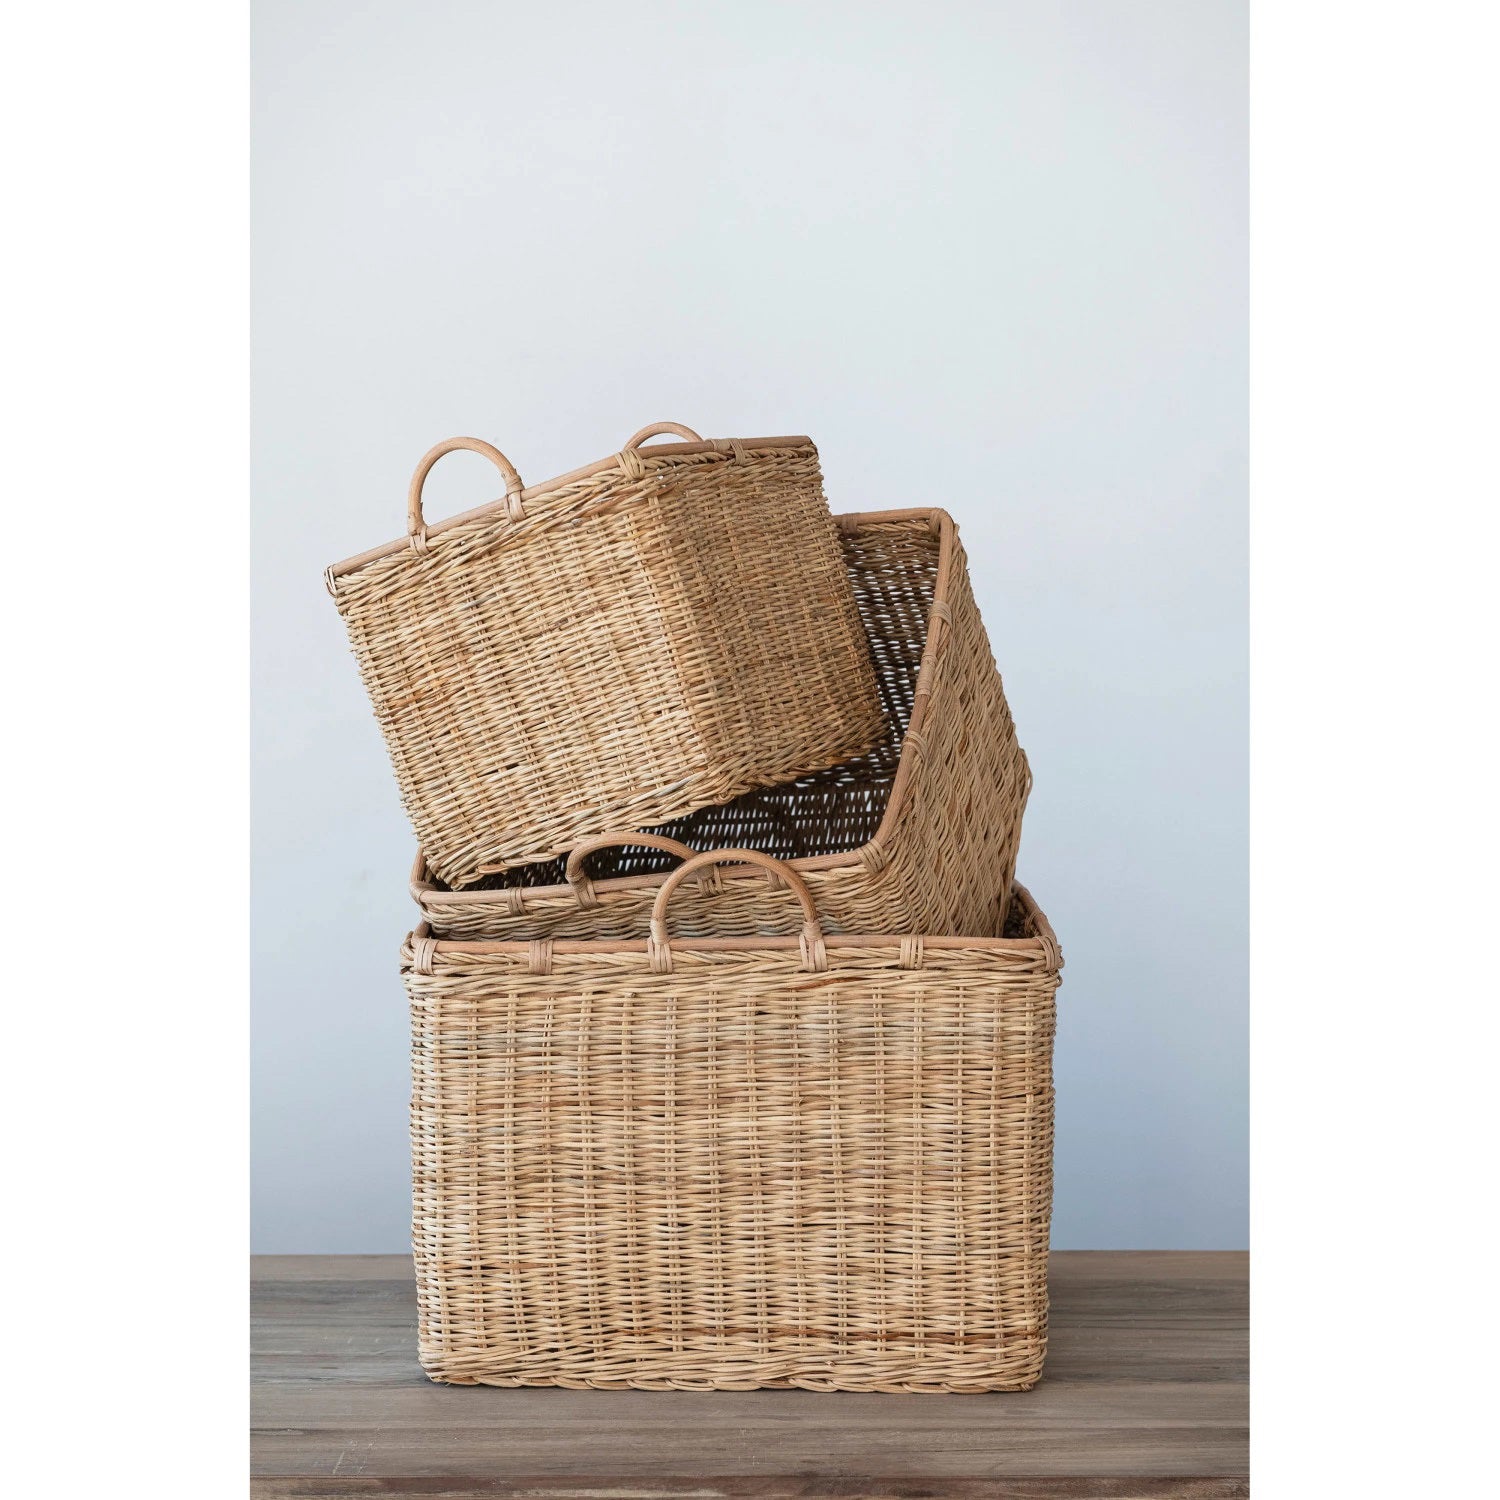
[408,946,1056,1392]
[337,496,712,885]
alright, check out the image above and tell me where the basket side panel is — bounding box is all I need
[408,945,1056,1392]
[645,445,884,799]
[844,532,1032,934]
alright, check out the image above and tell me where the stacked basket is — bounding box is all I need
[327,422,1061,1393]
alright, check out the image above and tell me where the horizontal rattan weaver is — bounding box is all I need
[411,506,1030,939]
[405,847,1061,1393]
[328,423,882,888]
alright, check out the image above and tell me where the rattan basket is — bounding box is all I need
[411,507,1030,939]
[327,423,882,889]
[404,848,1060,1393]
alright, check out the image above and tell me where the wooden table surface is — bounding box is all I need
[252,1251,1247,1499]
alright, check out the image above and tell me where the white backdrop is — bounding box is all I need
[252,0,1246,1251]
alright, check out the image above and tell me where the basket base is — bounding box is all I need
[419,1342,1047,1394]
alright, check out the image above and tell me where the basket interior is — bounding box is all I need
[434,516,941,894]
[1001,888,1044,942]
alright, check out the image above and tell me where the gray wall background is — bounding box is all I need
[252,0,1246,1251]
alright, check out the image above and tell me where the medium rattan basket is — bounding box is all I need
[404,848,1060,1393]
[411,507,1030,939]
[327,423,882,888]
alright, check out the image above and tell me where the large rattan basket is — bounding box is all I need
[411,507,1030,939]
[327,423,882,889]
[404,848,1060,1393]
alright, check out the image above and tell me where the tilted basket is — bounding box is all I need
[412,507,1031,939]
[404,848,1061,1393]
[327,423,882,889]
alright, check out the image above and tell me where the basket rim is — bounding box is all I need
[408,882,1056,962]
[328,433,814,580]
[408,504,960,909]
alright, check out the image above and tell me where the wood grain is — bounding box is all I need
[251,1252,1248,1500]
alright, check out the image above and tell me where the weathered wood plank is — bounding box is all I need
[254,1255,420,1283]
[251,1422,1248,1482]
[251,1480,1249,1499]
[251,1253,1248,1496]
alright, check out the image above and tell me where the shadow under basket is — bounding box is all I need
[404,852,1060,1393]
[411,506,1031,940]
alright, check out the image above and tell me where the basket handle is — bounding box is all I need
[563,832,713,908]
[647,848,828,973]
[407,437,527,540]
[621,421,703,449]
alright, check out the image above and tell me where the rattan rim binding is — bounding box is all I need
[328,431,815,580]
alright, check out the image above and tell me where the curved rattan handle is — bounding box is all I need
[564,832,710,909]
[408,437,526,537]
[622,421,703,449]
[648,848,828,973]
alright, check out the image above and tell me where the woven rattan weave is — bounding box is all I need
[327,424,881,888]
[411,507,1030,939]
[404,848,1060,1393]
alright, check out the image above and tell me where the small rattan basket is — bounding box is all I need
[327,423,882,888]
[404,848,1060,1393]
[412,507,1030,939]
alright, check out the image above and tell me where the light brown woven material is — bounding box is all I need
[404,848,1061,1393]
[327,425,882,888]
[412,508,1030,938]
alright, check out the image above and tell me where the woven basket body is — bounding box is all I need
[328,430,881,888]
[412,508,1030,938]
[404,851,1060,1393]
